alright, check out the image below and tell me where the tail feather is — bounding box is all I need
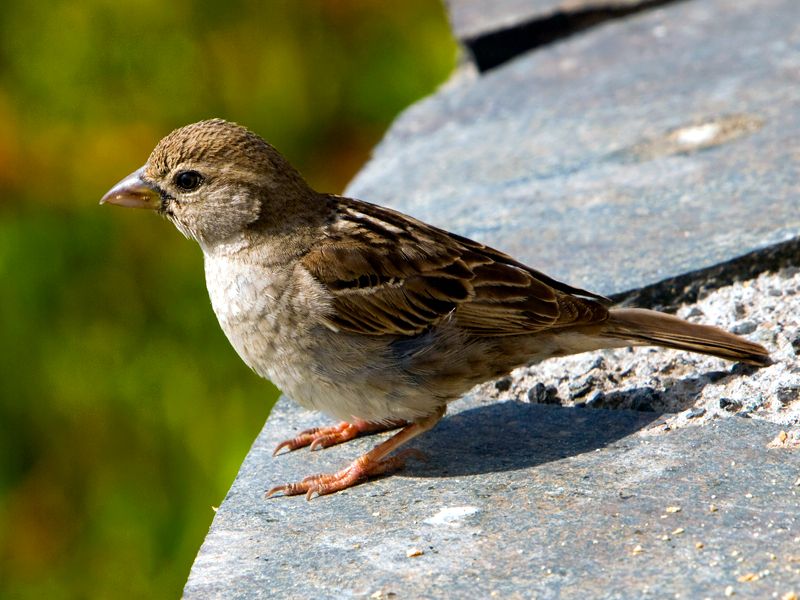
[604,308,771,367]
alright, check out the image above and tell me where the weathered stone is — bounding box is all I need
[184,399,799,598]
[349,0,800,301]
[184,0,800,596]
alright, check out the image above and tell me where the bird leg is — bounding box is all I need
[267,407,445,499]
[272,419,407,456]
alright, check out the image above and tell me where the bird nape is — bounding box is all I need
[101,119,770,499]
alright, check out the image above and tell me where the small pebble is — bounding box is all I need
[686,407,706,419]
[705,370,728,383]
[732,320,757,335]
[527,382,560,404]
[586,356,605,372]
[495,376,512,392]
[527,382,546,403]
[730,362,758,376]
[585,390,605,408]
[776,383,800,405]
[569,376,595,400]
[719,397,742,412]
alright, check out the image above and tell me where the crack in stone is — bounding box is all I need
[464,0,691,72]
[611,237,800,311]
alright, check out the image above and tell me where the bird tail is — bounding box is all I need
[602,308,771,367]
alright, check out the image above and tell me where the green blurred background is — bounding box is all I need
[0,2,456,597]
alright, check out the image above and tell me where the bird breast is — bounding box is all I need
[203,252,301,376]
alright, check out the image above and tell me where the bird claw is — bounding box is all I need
[272,423,350,456]
[272,419,406,456]
[265,448,425,500]
[268,410,442,499]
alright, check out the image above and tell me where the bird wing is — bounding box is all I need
[301,197,609,337]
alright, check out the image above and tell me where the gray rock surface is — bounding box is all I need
[349,0,800,299]
[184,271,800,598]
[184,0,800,597]
[184,397,800,599]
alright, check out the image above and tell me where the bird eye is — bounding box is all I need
[174,170,203,191]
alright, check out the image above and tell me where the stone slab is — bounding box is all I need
[184,1,800,596]
[446,0,650,41]
[184,397,800,599]
[349,0,800,299]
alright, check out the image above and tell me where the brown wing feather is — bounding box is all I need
[301,196,609,337]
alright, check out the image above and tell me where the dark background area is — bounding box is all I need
[0,2,456,597]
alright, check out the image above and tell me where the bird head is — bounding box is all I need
[100,119,313,249]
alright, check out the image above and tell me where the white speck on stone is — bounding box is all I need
[652,25,668,38]
[424,506,480,526]
[674,123,720,147]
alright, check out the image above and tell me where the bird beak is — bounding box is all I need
[100,167,161,210]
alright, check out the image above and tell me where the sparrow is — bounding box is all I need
[101,119,770,499]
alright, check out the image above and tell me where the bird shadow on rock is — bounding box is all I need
[263,367,755,485]
[406,398,663,479]
[404,364,759,479]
